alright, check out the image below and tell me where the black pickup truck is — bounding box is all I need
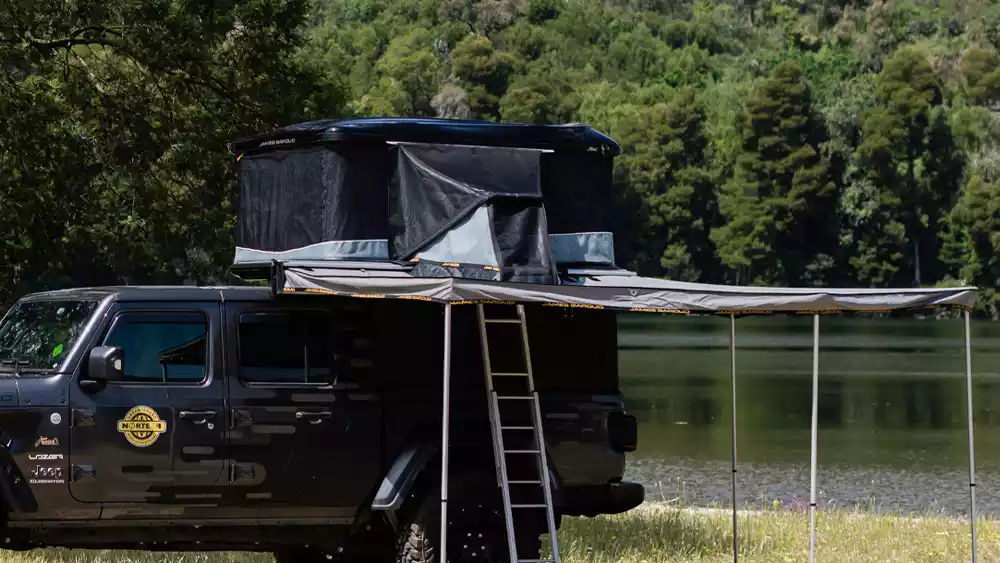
[0,285,642,561]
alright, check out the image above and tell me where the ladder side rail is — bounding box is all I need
[477,305,504,488]
[517,305,562,563]
[477,305,521,563]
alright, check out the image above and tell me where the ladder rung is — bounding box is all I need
[511,504,547,508]
[491,372,529,376]
[496,396,534,400]
[508,480,542,485]
[504,449,541,454]
[501,426,534,430]
[485,318,522,324]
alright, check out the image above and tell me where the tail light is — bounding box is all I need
[607,412,637,453]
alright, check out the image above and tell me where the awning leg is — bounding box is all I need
[808,314,820,563]
[964,310,978,563]
[440,304,453,561]
[729,314,739,563]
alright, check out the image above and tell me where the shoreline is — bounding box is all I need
[633,500,985,523]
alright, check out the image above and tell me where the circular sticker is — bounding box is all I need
[117,406,167,448]
[49,413,62,426]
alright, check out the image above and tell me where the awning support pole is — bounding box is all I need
[964,309,978,563]
[440,304,453,561]
[729,314,739,563]
[808,314,820,563]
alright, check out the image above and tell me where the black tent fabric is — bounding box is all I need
[387,144,530,259]
[540,152,614,234]
[489,199,556,283]
[388,143,555,283]
[238,144,389,252]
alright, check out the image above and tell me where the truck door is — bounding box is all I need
[69,301,227,506]
[225,301,381,513]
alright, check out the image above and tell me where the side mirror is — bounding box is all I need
[83,347,124,391]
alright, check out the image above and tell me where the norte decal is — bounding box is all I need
[117,406,167,447]
[34,437,59,447]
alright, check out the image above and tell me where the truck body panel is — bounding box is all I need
[0,286,643,551]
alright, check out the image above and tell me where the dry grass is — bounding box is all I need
[557,503,998,562]
[0,504,995,562]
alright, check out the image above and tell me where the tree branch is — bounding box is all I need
[1,26,125,51]
[28,37,120,51]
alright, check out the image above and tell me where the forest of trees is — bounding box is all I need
[3,1,1000,314]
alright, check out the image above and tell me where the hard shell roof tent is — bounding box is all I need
[233,117,622,284]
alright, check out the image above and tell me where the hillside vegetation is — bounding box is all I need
[3,1,1000,313]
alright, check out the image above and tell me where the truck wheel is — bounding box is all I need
[397,479,542,563]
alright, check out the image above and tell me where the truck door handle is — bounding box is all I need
[179,410,217,424]
[295,410,332,424]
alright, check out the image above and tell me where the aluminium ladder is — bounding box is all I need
[476,304,561,563]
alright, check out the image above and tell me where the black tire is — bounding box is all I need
[397,477,542,563]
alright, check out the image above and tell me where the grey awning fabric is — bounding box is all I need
[280,266,978,313]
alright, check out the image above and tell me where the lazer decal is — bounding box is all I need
[34,437,59,447]
[117,406,167,448]
[28,454,63,461]
[49,413,62,425]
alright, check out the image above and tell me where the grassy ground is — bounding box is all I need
[558,503,996,562]
[0,503,994,562]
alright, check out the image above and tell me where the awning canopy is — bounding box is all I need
[273,263,978,314]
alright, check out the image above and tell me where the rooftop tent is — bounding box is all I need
[233,118,621,282]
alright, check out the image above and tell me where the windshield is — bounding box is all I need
[0,299,99,371]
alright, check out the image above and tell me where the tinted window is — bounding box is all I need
[103,312,208,383]
[0,300,98,371]
[238,311,333,384]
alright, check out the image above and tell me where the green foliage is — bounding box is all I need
[961,46,1000,106]
[713,61,835,285]
[950,174,1000,317]
[618,89,720,281]
[363,28,441,115]
[526,0,561,25]
[0,0,342,306]
[854,47,963,287]
[5,0,1000,316]
[499,61,576,123]
[450,34,515,119]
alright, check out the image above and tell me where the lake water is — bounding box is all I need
[618,314,1000,516]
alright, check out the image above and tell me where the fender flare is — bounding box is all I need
[371,439,564,514]
[371,440,436,512]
